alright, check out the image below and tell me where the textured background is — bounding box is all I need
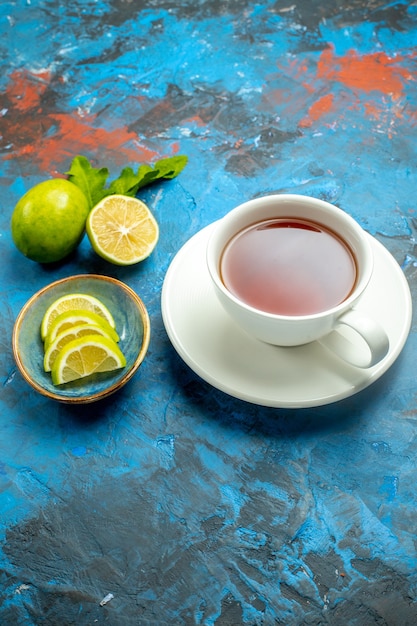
[1,1,417,624]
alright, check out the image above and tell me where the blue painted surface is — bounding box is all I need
[1,1,417,624]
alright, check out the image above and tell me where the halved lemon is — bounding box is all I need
[44,323,120,372]
[41,293,115,340]
[44,309,119,348]
[51,334,127,385]
[86,194,159,265]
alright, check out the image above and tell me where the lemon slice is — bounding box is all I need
[51,334,126,385]
[41,294,115,340]
[86,194,159,265]
[44,323,120,372]
[44,309,119,348]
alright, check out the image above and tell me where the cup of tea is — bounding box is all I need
[206,194,389,368]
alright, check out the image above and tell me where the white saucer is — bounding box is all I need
[161,223,412,408]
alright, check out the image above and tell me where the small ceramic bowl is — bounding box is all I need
[12,274,151,403]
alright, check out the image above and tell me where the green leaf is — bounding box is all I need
[153,155,188,179]
[108,167,140,195]
[135,156,189,191]
[65,154,188,208]
[134,164,160,191]
[66,156,109,210]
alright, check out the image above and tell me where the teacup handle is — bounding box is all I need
[318,309,390,368]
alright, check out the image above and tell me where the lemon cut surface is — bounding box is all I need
[41,293,115,339]
[51,334,127,385]
[86,195,159,265]
[44,309,119,348]
[44,323,120,372]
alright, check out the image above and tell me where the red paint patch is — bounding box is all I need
[272,47,415,130]
[299,93,334,128]
[170,141,180,154]
[182,115,207,127]
[364,102,383,120]
[5,110,160,173]
[317,47,411,99]
[2,70,165,174]
[6,69,51,112]
[44,113,158,169]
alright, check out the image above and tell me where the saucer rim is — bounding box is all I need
[161,223,412,408]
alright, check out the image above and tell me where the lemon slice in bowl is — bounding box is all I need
[86,194,159,265]
[44,323,120,372]
[41,293,116,340]
[51,334,126,385]
[44,309,119,348]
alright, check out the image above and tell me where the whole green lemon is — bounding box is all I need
[11,179,89,263]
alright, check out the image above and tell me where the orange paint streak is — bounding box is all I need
[6,69,52,112]
[299,93,334,128]
[364,102,382,120]
[2,70,176,173]
[5,111,160,172]
[317,47,411,98]
[302,81,316,94]
[45,113,157,171]
[182,115,206,127]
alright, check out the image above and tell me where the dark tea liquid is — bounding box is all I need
[220,218,357,316]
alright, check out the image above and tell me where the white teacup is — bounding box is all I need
[206,194,389,368]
